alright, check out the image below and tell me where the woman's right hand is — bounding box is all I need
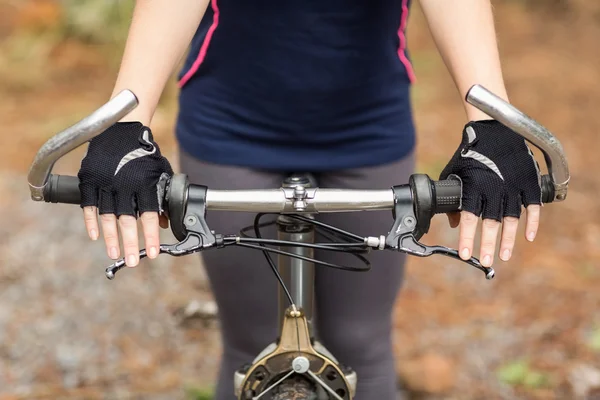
[77,122,173,267]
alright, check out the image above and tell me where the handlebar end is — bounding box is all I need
[466,84,570,203]
[29,184,45,202]
[27,89,139,200]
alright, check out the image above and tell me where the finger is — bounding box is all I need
[499,216,519,261]
[141,212,160,259]
[525,204,541,242]
[159,214,169,229]
[100,213,121,260]
[479,218,501,267]
[458,211,479,260]
[83,206,99,241]
[118,215,140,267]
[447,212,460,228]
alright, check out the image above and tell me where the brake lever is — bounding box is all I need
[385,182,495,280]
[105,182,218,280]
[105,233,206,279]
[398,235,495,280]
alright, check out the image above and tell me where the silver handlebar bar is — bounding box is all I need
[204,188,395,213]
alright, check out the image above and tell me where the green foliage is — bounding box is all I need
[497,360,529,385]
[576,262,599,279]
[59,0,134,44]
[0,0,135,88]
[523,370,550,389]
[588,326,600,352]
[496,360,551,389]
[185,386,214,400]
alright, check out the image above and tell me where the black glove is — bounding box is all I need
[440,120,541,221]
[78,122,173,217]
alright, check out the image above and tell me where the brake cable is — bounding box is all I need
[233,213,373,307]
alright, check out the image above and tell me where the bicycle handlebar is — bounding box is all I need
[27,85,570,207]
[41,173,464,214]
[26,85,570,281]
[45,171,495,279]
[34,84,564,229]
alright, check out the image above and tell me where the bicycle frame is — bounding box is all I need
[277,215,316,333]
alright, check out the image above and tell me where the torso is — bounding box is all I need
[177,0,416,171]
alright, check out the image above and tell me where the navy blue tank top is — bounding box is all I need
[176,0,416,171]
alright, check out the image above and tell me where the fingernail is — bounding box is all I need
[482,255,492,267]
[460,248,470,259]
[89,229,98,241]
[501,249,511,261]
[527,231,536,242]
[127,255,137,267]
[148,246,158,258]
[109,247,118,260]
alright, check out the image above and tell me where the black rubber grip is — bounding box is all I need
[44,175,81,204]
[42,173,556,212]
[433,179,462,214]
[432,173,556,214]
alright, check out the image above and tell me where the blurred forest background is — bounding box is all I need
[1,0,599,399]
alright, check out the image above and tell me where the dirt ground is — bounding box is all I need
[1,1,599,399]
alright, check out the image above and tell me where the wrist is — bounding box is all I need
[465,104,493,122]
[117,108,153,126]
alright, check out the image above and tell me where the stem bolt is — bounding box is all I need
[185,215,198,226]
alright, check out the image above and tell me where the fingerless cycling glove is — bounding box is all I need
[78,122,173,217]
[440,120,542,221]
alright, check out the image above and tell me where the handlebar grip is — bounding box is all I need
[540,174,555,204]
[432,179,462,214]
[44,175,81,204]
[40,173,557,216]
[431,174,556,214]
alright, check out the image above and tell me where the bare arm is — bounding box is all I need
[112,0,210,124]
[419,0,508,121]
[84,0,210,266]
[419,0,540,267]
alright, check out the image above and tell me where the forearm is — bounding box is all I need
[419,0,507,121]
[112,0,210,125]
